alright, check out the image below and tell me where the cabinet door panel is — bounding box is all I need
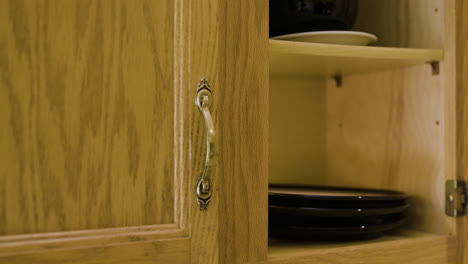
[0,0,174,236]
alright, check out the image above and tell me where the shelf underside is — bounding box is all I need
[270,40,444,79]
[267,230,455,264]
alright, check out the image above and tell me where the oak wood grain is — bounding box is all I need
[183,0,220,263]
[0,237,190,264]
[0,0,174,235]
[216,0,269,262]
[0,224,180,244]
[0,225,185,256]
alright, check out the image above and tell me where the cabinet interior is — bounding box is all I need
[268,0,455,259]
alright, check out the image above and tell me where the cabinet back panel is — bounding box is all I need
[270,67,447,235]
[269,79,326,185]
[325,66,446,234]
[353,0,444,49]
[0,0,175,235]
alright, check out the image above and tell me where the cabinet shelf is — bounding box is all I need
[270,40,444,79]
[267,230,454,264]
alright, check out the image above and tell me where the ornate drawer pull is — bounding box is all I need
[194,77,215,211]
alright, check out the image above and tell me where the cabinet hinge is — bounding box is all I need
[446,180,468,217]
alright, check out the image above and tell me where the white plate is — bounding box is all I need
[271,31,378,46]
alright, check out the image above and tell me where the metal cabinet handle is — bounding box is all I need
[195,77,215,211]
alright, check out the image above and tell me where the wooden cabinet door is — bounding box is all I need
[0,0,193,262]
[0,0,268,263]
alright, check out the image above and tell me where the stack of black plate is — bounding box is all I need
[269,185,409,241]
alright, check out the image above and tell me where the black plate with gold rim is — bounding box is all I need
[269,185,409,209]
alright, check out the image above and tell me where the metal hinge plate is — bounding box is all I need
[446,180,468,217]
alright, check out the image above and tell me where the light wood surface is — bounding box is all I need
[353,0,444,49]
[270,40,444,79]
[215,0,269,262]
[267,231,455,264]
[269,79,326,185]
[0,0,174,235]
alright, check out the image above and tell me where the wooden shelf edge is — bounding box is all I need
[269,40,444,62]
[269,40,445,79]
[266,233,456,264]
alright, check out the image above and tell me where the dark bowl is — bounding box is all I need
[270,0,358,37]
